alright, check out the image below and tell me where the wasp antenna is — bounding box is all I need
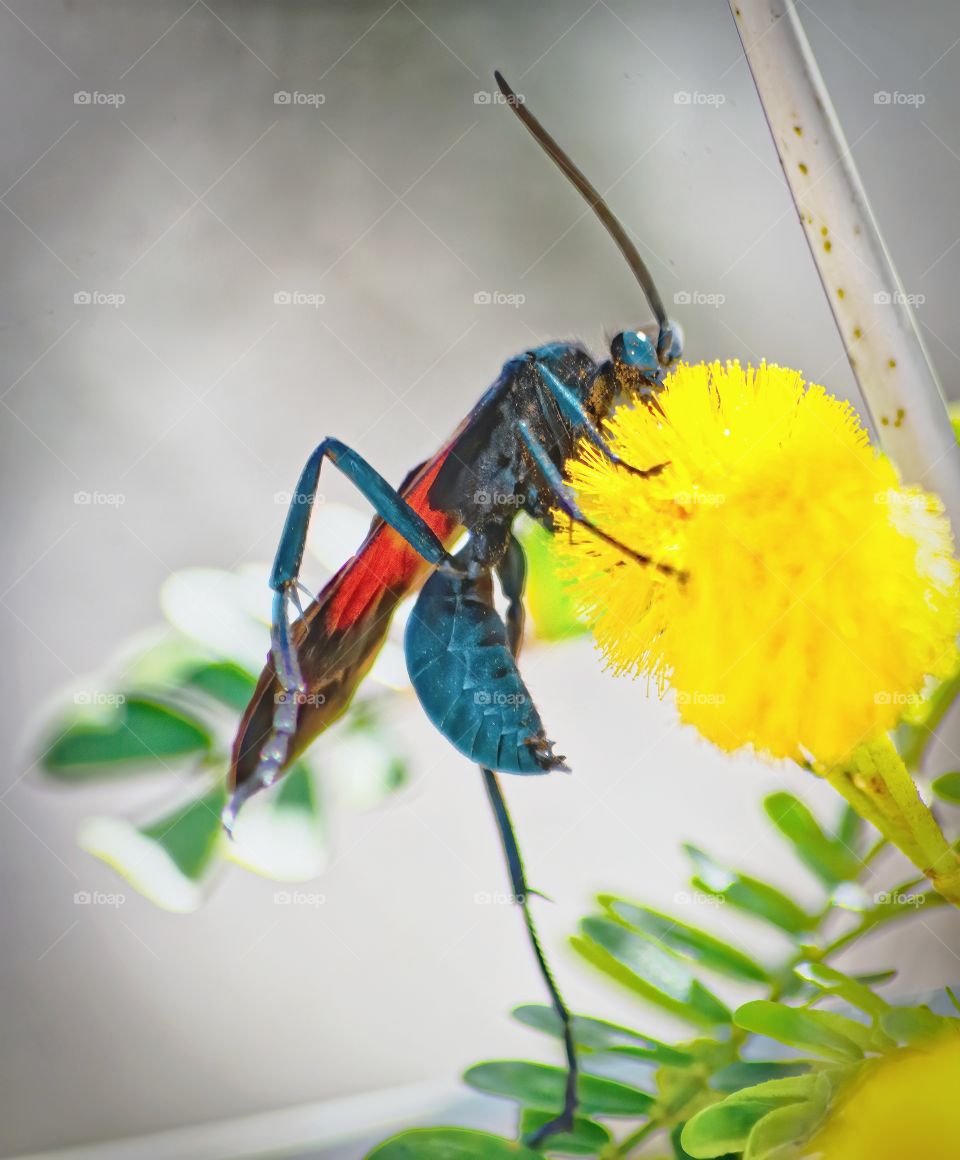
[493,70,667,330]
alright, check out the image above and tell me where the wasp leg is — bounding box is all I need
[228,438,463,833]
[484,536,578,1148]
[532,360,666,479]
[518,420,685,581]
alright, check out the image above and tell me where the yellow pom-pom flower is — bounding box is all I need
[555,361,960,764]
[812,1031,960,1159]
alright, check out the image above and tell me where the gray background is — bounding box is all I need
[2,0,960,1154]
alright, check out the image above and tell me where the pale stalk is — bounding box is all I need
[820,734,960,907]
[727,0,960,537]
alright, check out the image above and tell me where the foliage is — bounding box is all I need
[369,789,960,1158]
[32,510,583,911]
[33,545,411,910]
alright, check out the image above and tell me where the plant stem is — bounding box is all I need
[603,1119,657,1158]
[820,734,960,907]
[727,0,960,535]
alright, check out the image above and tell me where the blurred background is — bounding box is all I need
[2,0,960,1155]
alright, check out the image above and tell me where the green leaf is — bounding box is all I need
[932,772,960,806]
[226,763,327,882]
[880,1004,957,1045]
[602,897,769,982]
[711,1061,810,1093]
[183,661,257,711]
[517,1109,610,1155]
[141,783,226,879]
[836,803,864,856]
[734,1001,864,1062]
[764,793,861,886]
[685,845,816,934]
[78,782,226,912]
[670,1123,699,1160]
[682,1100,781,1157]
[43,697,211,777]
[796,962,890,1018]
[512,1004,692,1064]
[743,1098,827,1160]
[682,1077,819,1158]
[894,658,960,770]
[573,917,731,1026]
[367,1128,541,1159]
[463,1060,654,1117]
[516,518,587,641]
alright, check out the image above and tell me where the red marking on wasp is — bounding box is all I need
[325,451,459,632]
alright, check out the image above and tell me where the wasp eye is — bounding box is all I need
[612,330,657,372]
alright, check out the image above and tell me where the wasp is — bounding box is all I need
[227,73,682,1145]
